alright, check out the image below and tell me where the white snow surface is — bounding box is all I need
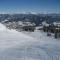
[0,23,60,60]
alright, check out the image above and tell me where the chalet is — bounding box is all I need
[42,21,49,32]
[55,28,60,38]
[21,22,36,32]
[22,26,35,32]
[53,22,60,38]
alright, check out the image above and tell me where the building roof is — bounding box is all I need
[53,22,60,27]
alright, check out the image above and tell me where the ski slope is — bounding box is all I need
[0,23,60,60]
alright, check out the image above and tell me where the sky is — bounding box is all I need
[0,0,60,14]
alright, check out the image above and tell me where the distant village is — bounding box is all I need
[42,21,60,38]
[2,19,60,39]
[2,20,36,32]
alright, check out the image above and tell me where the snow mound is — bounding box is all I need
[0,23,16,33]
[0,23,7,31]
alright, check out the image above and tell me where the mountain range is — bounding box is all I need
[0,13,60,26]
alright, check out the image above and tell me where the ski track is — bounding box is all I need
[0,23,60,60]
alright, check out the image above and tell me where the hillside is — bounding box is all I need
[0,23,60,60]
[0,14,60,26]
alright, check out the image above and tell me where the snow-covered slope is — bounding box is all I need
[0,23,36,60]
[0,23,35,47]
[0,23,60,60]
[25,31,60,60]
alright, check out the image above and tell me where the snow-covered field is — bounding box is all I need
[0,23,60,60]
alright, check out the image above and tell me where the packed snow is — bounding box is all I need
[0,23,60,60]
